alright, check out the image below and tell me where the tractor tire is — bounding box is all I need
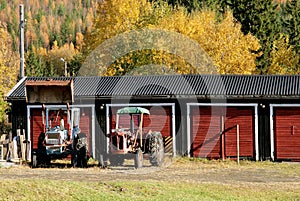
[109,155,125,166]
[134,148,143,169]
[32,154,37,168]
[78,146,88,168]
[71,150,78,168]
[149,132,165,166]
[44,156,51,168]
[72,133,89,168]
[72,146,88,168]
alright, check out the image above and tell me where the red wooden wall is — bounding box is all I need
[31,108,44,150]
[274,107,300,160]
[192,107,220,158]
[192,106,254,159]
[224,107,254,158]
[79,108,91,153]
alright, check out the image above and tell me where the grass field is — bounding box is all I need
[0,158,300,201]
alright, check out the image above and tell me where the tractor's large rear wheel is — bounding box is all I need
[134,148,143,169]
[149,132,164,166]
[72,133,88,168]
[71,151,78,168]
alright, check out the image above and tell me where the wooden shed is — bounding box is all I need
[6,74,300,162]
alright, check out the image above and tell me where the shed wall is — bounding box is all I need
[191,106,254,159]
[274,107,300,160]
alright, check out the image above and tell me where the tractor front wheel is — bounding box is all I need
[32,154,37,168]
[134,148,143,169]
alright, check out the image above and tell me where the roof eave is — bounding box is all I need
[5,77,27,99]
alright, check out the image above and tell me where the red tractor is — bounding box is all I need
[109,107,164,168]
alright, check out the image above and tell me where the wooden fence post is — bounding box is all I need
[237,124,240,165]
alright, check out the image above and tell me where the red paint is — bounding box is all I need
[192,106,254,159]
[274,108,300,160]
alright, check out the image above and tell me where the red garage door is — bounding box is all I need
[192,106,254,159]
[274,107,300,160]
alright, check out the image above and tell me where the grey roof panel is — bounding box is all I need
[6,74,300,100]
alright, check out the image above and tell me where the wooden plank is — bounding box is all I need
[20,134,25,161]
[192,106,255,159]
[192,106,221,159]
[225,107,254,158]
[31,109,44,150]
[274,107,300,160]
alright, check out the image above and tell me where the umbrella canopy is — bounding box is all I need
[117,107,150,114]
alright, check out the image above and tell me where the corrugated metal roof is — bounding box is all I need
[6,74,300,100]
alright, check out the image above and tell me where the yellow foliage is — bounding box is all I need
[85,0,261,76]
[0,24,18,122]
[156,9,261,74]
[86,0,154,52]
[267,34,300,74]
[34,41,79,76]
[75,32,84,50]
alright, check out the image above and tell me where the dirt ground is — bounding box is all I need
[1,157,300,189]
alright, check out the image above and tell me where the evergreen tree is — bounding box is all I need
[267,34,300,74]
[224,0,282,73]
[156,0,283,74]
[0,0,98,77]
[25,46,47,76]
[281,0,300,53]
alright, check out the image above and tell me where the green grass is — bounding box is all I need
[0,179,299,201]
[1,158,300,200]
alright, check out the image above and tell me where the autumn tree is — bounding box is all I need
[81,0,161,57]
[221,0,282,73]
[1,0,98,77]
[156,8,261,74]
[80,0,261,76]
[267,34,300,74]
[0,23,18,123]
[160,0,227,13]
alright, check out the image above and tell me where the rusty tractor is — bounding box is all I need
[108,107,164,168]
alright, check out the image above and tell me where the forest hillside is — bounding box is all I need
[0,0,300,129]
